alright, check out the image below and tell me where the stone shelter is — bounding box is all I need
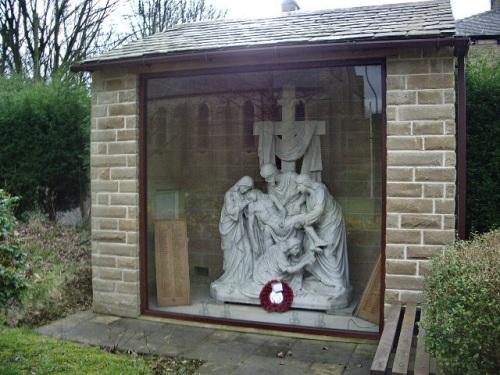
[73,0,468,339]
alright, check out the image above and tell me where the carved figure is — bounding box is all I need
[213,176,254,285]
[260,163,326,250]
[260,163,303,215]
[246,189,295,256]
[287,174,351,296]
[243,237,314,297]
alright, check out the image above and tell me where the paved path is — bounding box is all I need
[37,311,377,374]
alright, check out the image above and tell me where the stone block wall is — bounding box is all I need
[385,47,457,306]
[90,70,140,317]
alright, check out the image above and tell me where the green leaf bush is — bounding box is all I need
[466,58,500,233]
[0,190,27,310]
[0,76,90,217]
[421,230,500,374]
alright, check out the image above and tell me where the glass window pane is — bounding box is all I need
[145,64,383,333]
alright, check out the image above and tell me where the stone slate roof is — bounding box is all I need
[456,9,500,37]
[83,0,455,64]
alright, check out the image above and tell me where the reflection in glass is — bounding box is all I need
[145,65,383,333]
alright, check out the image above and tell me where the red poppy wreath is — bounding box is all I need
[259,280,294,313]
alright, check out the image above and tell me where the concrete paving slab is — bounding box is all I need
[188,332,260,363]
[63,320,129,348]
[347,343,377,371]
[158,325,215,357]
[310,362,346,375]
[114,330,155,354]
[91,315,121,324]
[197,360,242,375]
[110,317,170,334]
[188,341,253,365]
[291,339,357,365]
[36,310,95,339]
[230,332,296,359]
[342,365,371,375]
[36,311,377,375]
[234,355,312,375]
[232,332,295,346]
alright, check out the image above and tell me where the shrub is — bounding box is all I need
[0,76,90,218]
[466,58,500,233]
[0,190,27,311]
[421,230,500,374]
[7,214,92,326]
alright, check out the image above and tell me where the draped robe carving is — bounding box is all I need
[210,85,351,311]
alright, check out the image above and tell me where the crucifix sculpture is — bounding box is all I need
[254,84,326,181]
[211,86,351,312]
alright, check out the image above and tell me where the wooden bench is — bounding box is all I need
[371,302,434,375]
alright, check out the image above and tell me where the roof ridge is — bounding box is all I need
[158,0,449,35]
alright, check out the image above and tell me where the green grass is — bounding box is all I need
[0,327,203,375]
[0,327,152,375]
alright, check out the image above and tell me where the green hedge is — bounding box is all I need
[0,77,90,216]
[421,230,500,374]
[466,59,500,233]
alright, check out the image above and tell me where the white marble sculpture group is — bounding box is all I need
[210,86,351,311]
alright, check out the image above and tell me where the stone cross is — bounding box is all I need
[254,85,325,173]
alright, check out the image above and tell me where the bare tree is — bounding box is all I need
[0,0,116,79]
[0,0,23,76]
[127,0,227,40]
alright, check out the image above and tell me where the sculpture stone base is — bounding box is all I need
[210,280,351,312]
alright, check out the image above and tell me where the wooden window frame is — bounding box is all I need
[139,58,387,339]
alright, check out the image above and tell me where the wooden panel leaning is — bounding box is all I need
[371,301,402,374]
[154,220,190,307]
[355,255,381,324]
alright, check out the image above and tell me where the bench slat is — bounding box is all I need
[370,301,402,375]
[414,311,430,375]
[392,302,417,375]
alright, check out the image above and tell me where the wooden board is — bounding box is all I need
[414,309,430,375]
[154,220,190,306]
[356,255,381,324]
[370,301,402,375]
[393,303,417,375]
